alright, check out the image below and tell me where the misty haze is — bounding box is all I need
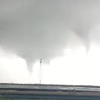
[0,0,100,85]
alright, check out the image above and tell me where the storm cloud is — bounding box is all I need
[0,0,100,71]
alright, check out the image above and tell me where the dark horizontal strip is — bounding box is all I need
[0,83,98,87]
[0,88,100,93]
[0,88,86,92]
[1,94,100,100]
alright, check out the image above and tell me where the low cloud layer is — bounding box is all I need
[1,43,100,86]
[0,47,31,83]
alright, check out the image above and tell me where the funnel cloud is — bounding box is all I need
[0,0,100,71]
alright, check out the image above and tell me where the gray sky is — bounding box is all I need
[1,0,100,72]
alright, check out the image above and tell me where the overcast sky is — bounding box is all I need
[1,0,100,85]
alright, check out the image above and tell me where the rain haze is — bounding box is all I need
[0,0,100,85]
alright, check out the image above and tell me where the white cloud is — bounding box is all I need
[1,43,100,86]
[32,43,100,86]
[0,47,32,83]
